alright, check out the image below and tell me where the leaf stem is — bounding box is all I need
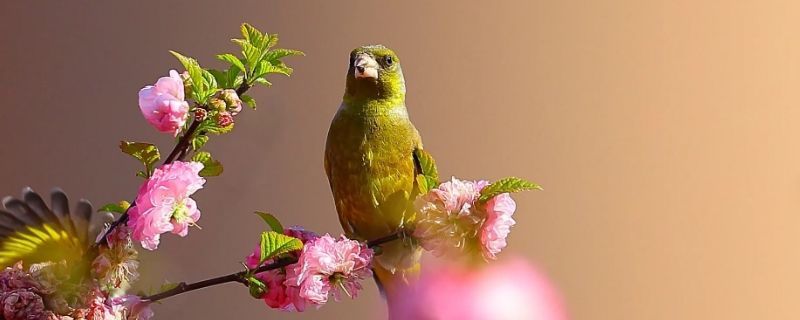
[142,231,402,303]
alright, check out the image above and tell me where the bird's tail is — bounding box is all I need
[372,262,421,318]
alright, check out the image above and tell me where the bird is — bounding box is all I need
[324,44,425,314]
[0,187,115,276]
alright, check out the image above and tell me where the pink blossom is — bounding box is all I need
[479,193,517,260]
[92,225,140,288]
[244,226,319,312]
[128,161,206,250]
[138,70,190,136]
[219,89,243,116]
[413,177,488,258]
[285,234,373,306]
[108,295,154,320]
[413,177,517,261]
[1,288,45,320]
[390,257,569,320]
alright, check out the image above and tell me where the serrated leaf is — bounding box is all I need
[263,34,278,51]
[254,212,284,234]
[169,50,195,74]
[264,48,305,62]
[225,67,240,89]
[415,174,429,194]
[169,51,205,101]
[191,135,209,150]
[201,69,218,89]
[197,118,234,134]
[240,94,257,109]
[260,231,303,263]
[119,141,161,176]
[190,151,223,177]
[98,203,126,214]
[233,75,245,88]
[266,59,293,76]
[216,53,246,73]
[241,23,265,49]
[253,77,271,87]
[477,177,543,204]
[232,39,262,75]
[413,149,438,180]
[207,69,228,89]
[251,60,278,80]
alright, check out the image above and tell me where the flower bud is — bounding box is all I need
[218,89,243,116]
[209,98,226,112]
[194,109,207,122]
[248,278,268,299]
[216,111,233,127]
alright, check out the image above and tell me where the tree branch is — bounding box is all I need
[142,231,402,303]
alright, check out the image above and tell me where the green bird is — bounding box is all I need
[324,45,424,312]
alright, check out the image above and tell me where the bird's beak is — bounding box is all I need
[354,53,379,79]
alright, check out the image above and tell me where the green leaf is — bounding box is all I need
[264,48,305,63]
[216,53,246,73]
[207,69,228,89]
[158,281,180,293]
[415,174,429,194]
[265,59,293,76]
[253,77,271,87]
[232,39,262,75]
[477,177,543,204]
[197,118,235,134]
[169,50,205,102]
[119,141,161,176]
[225,67,241,89]
[241,23,265,49]
[98,203,126,214]
[135,171,147,179]
[191,135,209,150]
[201,69,219,89]
[415,174,440,194]
[254,212,284,234]
[259,231,303,264]
[413,149,438,181]
[240,94,257,109]
[190,151,224,177]
[262,33,278,51]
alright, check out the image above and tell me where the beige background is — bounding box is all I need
[1,1,799,319]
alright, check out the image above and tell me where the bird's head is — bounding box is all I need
[344,44,406,101]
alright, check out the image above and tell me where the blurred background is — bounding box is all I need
[1,1,799,319]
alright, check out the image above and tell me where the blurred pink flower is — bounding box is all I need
[285,234,373,306]
[479,193,517,260]
[391,258,569,320]
[92,225,140,288]
[244,226,319,312]
[128,161,206,250]
[138,70,190,136]
[108,294,154,320]
[1,288,45,320]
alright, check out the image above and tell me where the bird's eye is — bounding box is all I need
[384,55,394,66]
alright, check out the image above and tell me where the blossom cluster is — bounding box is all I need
[244,227,374,312]
[0,257,151,320]
[413,177,518,261]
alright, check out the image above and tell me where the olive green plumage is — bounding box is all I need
[324,45,423,305]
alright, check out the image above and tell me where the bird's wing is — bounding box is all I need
[0,188,114,268]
